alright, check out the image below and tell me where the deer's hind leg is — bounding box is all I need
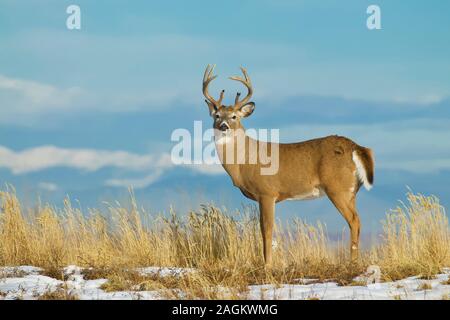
[325,189,361,262]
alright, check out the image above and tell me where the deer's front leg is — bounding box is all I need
[258,196,276,266]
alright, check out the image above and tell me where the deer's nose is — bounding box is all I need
[219,123,229,131]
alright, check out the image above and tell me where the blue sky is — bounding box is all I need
[1,0,450,233]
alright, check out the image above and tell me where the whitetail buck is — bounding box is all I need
[202,65,374,265]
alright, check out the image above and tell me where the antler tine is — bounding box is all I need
[203,64,214,81]
[202,64,209,83]
[229,66,253,110]
[207,64,215,80]
[234,92,241,104]
[240,66,250,82]
[203,64,217,85]
[218,90,225,105]
[203,64,221,107]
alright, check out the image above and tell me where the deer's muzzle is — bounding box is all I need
[219,123,230,131]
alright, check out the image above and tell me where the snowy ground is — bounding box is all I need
[1,265,449,300]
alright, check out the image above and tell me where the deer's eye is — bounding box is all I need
[215,114,220,119]
[232,115,237,120]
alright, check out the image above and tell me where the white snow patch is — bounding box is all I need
[135,266,194,277]
[0,274,62,300]
[0,265,169,300]
[1,265,449,300]
[248,272,450,300]
[0,266,43,277]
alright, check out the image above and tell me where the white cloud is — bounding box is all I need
[37,182,58,192]
[0,75,83,115]
[105,163,225,189]
[0,145,224,189]
[0,145,172,174]
[187,163,224,175]
[105,170,164,189]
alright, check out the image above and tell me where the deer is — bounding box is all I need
[202,65,375,266]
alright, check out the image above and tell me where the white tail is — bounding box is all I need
[352,151,372,191]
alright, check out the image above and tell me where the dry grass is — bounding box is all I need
[97,269,181,292]
[415,282,433,291]
[441,277,450,285]
[0,188,449,299]
[37,285,79,300]
[370,192,450,280]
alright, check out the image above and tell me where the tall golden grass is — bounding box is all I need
[371,192,450,280]
[0,187,449,298]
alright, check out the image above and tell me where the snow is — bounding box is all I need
[247,273,450,300]
[0,266,43,277]
[0,265,171,300]
[0,274,61,299]
[1,265,449,300]
[136,266,195,277]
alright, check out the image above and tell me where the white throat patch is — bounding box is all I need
[215,133,233,145]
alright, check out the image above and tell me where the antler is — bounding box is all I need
[203,64,224,107]
[229,67,253,110]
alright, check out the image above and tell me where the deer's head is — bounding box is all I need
[203,65,255,133]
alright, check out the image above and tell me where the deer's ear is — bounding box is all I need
[205,100,217,115]
[238,102,255,118]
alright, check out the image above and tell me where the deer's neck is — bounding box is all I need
[214,128,250,185]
